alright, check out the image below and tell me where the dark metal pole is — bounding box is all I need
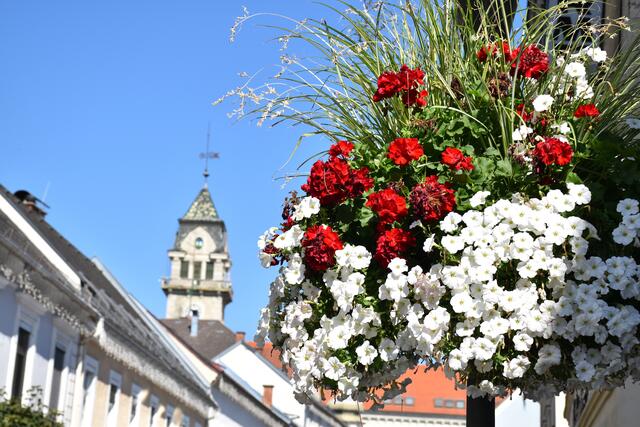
[466,394,495,427]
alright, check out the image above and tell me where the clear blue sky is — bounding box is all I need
[0,0,527,336]
[0,0,328,336]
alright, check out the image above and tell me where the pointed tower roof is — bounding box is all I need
[182,186,219,222]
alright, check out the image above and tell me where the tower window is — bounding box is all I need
[193,262,202,280]
[180,260,189,278]
[205,262,214,279]
[195,237,204,249]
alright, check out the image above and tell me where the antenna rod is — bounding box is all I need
[204,123,211,180]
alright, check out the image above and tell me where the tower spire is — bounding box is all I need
[199,123,219,186]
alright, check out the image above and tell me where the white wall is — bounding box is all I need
[211,389,269,427]
[215,344,304,425]
[496,391,540,427]
[0,285,18,390]
[0,285,79,426]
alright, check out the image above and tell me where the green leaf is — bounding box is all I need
[566,172,583,184]
[495,159,513,177]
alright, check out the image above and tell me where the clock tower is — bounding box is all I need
[162,184,232,322]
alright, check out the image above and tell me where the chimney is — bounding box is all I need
[190,309,199,337]
[262,385,274,408]
[235,331,245,342]
[13,190,49,218]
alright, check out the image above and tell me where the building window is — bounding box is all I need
[193,262,202,280]
[130,383,141,425]
[48,346,66,410]
[404,396,415,406]
[81,356,99,427]
[445,399,455,408]
[11,327,31,400]
[456,400,465,408]
[107,371,122,427]
[180,260,189,278]
[434,398,444,407]
[181,414,190,427]
[165,405,174,427]
[149,395,159,427]
[205,262,214,280]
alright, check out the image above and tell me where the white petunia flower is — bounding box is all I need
[327,325,351,350]
[513,333,534,351]
[440,212,463,233]
[441,235,465,254]
[532,94,554,112]
[575,78,594,99]
[613,224,635,246]
[567,183,591,205]
[512,124,533,141]
[551,122,571,135]
[575,360,595,382]
[473,337,497,361]
[583,46,607,62]
[451,291,474,314]
[355,341,378,366]
[423,234,436,253]
[323,356,346,380]
[388,258,409,275]
[273,225,304,250]
[448,349,468,371]
[503,355,531,379]
[470,191,491,208]
[257,226,279,250]
[379,338,399,361]
[564,62,586,79]
[292,196,321,221]
[617,199,639,216]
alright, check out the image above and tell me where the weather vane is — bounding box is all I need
[199,123,220,182]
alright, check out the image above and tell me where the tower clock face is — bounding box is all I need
[195,237,204,249]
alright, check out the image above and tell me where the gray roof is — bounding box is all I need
[0,184,214,402]
[182,186,218,221]
[161,318,237,360]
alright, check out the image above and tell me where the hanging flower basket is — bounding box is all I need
[230,0,640,404]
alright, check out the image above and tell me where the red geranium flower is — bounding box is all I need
[533,137,573,166]
[410,175,457,222]
[388,138,424,166]
[302,225,343,272]
[329,140,354,158]
[302,157,374,206]
[396,64,425,91]
[348,167,375,198]
[402,89,429,108]
[477,41,515,62]
[574,104,600,118]
[374,228,416,267]
[441,147,474,171]
[511,44,549,79]
[302,157,352,206]
[366,188,408,228]
[516,103,533,122]
[372,71,403,102]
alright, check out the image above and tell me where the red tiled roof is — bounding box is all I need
[365,367,466,416]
